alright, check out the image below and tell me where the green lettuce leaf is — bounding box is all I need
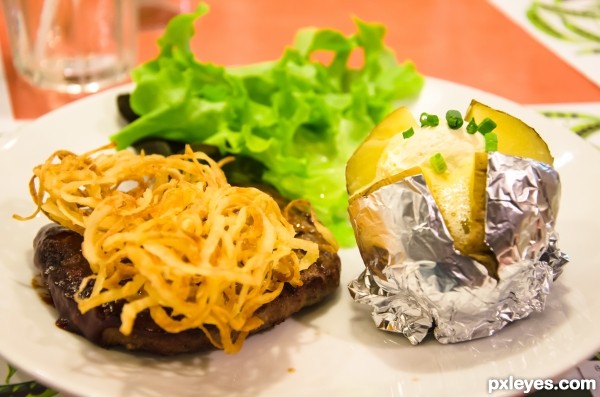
[111,4,424,246]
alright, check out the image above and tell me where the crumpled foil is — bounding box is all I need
[347,152,569,345]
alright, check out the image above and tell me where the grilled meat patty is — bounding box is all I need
[33,204,341,355]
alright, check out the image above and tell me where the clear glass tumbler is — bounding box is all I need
[2,0,138,94]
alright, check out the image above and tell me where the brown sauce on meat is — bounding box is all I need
[32,274,70,331]
[55,317,71,330]
[33,220,341,355]
[31,273,53,306]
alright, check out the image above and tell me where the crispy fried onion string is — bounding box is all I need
[18,144,323,353]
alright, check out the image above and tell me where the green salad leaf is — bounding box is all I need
[111,3,424,246]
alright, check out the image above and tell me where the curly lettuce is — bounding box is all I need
[111,4,424,246]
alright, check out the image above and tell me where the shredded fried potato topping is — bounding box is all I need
[18,144,323,353]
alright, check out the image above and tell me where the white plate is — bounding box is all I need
[1,78,599,397]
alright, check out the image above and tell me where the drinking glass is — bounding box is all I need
[2,0,138,94]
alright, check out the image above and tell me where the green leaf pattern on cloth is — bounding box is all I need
[1,365,56,397]
[527,0,600,53]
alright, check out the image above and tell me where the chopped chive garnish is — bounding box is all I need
[445,110,463,129]
[420,112,439,127]
[428,114,439,127]
[402,127,415,139]
[477,117,497,134]
[466,118,478,134]
[484,132,498,152]
[429,152,448,174]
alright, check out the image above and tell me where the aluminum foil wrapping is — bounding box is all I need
[348,152,569,345]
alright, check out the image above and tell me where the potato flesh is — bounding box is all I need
[417,137,498,277]
[345,107,417,197]
[347,100,554,278]
[465,100,554,166]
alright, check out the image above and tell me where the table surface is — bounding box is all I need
[0,1,599,396]
[1,0,599,121]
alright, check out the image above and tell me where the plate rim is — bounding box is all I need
[1,77,599,397]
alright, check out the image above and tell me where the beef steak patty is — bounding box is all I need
[33,204,341,355]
